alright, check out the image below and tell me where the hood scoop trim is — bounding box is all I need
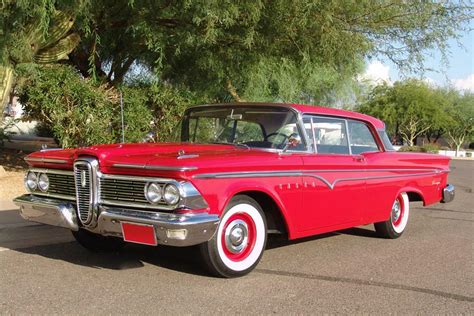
[112,163,198,171]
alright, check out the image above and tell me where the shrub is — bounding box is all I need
[398,146,428,152]
[18,65,119,147]
[124,83,202,142]
[17,65,203,147]
[421,143,440,153]
[0,118,18,147]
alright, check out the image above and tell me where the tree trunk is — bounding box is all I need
[226,80,243,102]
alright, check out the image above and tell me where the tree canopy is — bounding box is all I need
[1,0,472,103]
[357,79,474,151]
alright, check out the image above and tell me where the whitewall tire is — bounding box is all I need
[375,192,410,239]
[200,195,267,277]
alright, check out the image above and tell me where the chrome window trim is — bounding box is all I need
[302,114,385,156]
[344,118,353,155]
[25,157,68,164]
[182,104,312,154]
[346,119,382,153]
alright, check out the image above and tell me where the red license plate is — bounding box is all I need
[121,222,157,246]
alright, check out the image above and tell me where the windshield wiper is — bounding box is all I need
[210,142,249,149]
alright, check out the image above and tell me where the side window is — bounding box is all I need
[348,120,379,154]
[312,117,350,154]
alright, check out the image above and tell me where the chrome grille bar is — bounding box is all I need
[73,158,99,226]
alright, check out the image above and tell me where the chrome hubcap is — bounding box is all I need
[392,200,401,222]
[225,219,249,253]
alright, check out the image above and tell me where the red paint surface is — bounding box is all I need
[121,222,157,246]
[25,104,452,242]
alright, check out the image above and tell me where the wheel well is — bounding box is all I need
[406,191,424,203]
[237,191,288,236]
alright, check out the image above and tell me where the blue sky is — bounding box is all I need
[362,28,473,92]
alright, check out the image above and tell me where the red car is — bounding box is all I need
[14,103,454,277]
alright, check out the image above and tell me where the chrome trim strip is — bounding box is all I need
[25,157,68,164]
[30,168,74,175]
[26,191,76,201]
[194,168,448,190]
[112,163,198,171]
[100,198,176,211]
[99,172,176,183]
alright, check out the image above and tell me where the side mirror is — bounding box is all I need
[143,132,156,143]
[282,133,301,152]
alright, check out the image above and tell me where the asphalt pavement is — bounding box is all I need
[0,160,472,314]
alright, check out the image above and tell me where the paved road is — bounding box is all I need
[0,160,472,314]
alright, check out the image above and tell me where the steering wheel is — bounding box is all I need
[265,132,289,148]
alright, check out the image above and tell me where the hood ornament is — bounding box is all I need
[177,149,199,160]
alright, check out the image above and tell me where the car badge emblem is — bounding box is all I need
[81,170,87,188]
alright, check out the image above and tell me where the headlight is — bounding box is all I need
[145,182,162,204]
[163,184,180,205]
[38,173,49,192]
[25,172,38,191]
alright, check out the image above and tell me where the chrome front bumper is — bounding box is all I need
[13,194,219,247]
[441,184,455,203]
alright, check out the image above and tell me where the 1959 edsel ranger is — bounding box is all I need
[14,103,455,277]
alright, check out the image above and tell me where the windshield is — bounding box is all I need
[176,106,306,150]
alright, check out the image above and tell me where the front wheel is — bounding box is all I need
[200,195,267,278]
[374,192,410,239]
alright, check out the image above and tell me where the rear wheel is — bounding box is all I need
[374,192,410,239]
[200,195,267,278]
[72,229,125,252]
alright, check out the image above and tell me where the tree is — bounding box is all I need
[357,80,450,146]
[1,0,472,104]
[445,92,474,156]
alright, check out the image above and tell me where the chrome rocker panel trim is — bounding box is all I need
[13,194,219,247]
[441,184,455,203]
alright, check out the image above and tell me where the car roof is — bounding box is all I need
[190,103,385,129]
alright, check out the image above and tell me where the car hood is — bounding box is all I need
[25,142,289,176]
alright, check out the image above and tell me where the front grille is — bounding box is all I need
[100,178,149,204]
[48,173,75,197]
[74,161,93,224]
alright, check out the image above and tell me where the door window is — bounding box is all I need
[348,120,379,154]
[312,117,350,154]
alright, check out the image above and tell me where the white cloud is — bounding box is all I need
[422,77,437,87]
[358,60,391,85]
[452,74,474,92]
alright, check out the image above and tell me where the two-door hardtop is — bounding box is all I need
[14,103,454,277]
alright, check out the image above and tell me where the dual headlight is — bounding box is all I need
[25,171,49,192]
[145,182,180,205]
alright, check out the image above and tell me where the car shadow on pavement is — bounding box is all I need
[9,241,211,276]
[266,226,377,249]
[2,206,376,277]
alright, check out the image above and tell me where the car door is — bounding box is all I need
[298,116,367,232]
